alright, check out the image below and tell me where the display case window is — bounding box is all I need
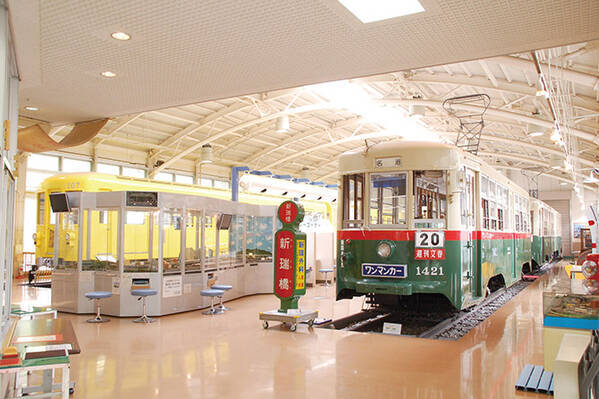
[204,214,217,270]
[82,210,118,271]
[221,214,244,267]
[123,210,158,272]
[247,216,273,263]
[163,208,182,274]
[56,210,79,270]
[185,210,202,273]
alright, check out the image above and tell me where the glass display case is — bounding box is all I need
[543,263,599,328]
[50,191,276,316]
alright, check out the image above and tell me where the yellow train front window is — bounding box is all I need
[37,193,45,225]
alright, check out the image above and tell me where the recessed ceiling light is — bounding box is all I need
[338,0,424,23]
[111,32,131,41]
[24,106,38,111]
[101,71,116,78]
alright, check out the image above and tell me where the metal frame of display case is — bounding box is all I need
[51,191,276,317]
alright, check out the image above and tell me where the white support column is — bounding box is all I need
[12,152,28,277]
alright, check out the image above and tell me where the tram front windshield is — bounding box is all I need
[342,170,447,229]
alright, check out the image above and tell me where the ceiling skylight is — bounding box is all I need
[338,0,425,23]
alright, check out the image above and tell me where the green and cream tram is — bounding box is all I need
[336,141,560,310]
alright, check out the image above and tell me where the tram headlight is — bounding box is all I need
[32,233,37,240]
[377,242,392,258]
[65,233,70,241]
[582,260,598,278]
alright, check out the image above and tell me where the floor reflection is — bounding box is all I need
[11,279,546,398]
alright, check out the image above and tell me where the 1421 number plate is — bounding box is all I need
[362,264,407,278]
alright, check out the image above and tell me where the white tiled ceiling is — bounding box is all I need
[10,0,599,123]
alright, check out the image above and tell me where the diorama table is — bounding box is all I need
[0,319,80,398]
[10,305,58,320]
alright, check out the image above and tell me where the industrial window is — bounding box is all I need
[413,170,446,229]
[154,172,173,182]
[62,158,91,173]
[342,173,364,228]
[175,174,194,184]
[96,163,120,175]
[200,178,213,187]
[122,167,146,178]
[369,173,407,226]
[214,180,230,189]
[29,154,59,171]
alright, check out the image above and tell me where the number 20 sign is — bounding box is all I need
[415,231,444,248]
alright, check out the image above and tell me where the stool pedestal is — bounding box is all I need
[201,289,225,315]
[131,289,158,323]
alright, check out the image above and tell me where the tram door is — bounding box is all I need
[461,168,476,298]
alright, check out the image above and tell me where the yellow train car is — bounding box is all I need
[34,172,336,266]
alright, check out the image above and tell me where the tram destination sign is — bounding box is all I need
[374,157,401,168]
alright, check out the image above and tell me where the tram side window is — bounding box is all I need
[482,199,490,229]
[481,175,489,230]
[342,174,364,228]
[369,173,407,226]
[413,170,447,228]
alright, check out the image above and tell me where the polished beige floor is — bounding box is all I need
[12,279,549,399]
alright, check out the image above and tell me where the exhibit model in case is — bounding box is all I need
[49,190,276,316]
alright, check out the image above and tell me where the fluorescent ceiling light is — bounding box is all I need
[111,32,131,41]
[338,0,424,23]
[24,106,38,111]
[101,71,116,78]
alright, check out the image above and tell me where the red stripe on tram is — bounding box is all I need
[337,230,531,241]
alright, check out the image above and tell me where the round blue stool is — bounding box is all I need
[131,289,157,323]
[319,268,334,286]
[212,284,233,311]
[200,289,225,315]
[84,291,112,323]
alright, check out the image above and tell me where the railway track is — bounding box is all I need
[323,259,558,339]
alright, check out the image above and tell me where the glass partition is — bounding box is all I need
[247,216,274,263]
[82,210,118,271]
[56,210,79,269]
[185,210,202,273]
[205,213,217,270]
[162,208,182,274]
[225,214,244,267]
[123,210,158,272]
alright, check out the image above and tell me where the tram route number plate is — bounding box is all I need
[362,264,407,278]
[415,231,444,248]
